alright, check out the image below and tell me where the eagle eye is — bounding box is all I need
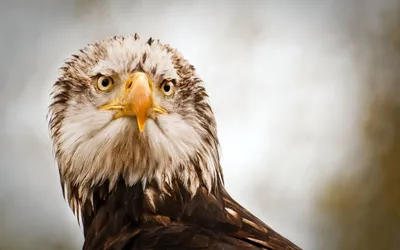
[97,76,114,92]
[161,80,174,97]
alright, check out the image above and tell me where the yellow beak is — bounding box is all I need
[100,72,167,132]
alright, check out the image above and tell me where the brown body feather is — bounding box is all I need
[80,178,300,250]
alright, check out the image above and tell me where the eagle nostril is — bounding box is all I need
[126,80,133,90]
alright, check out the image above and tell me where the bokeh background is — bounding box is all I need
[1,0,400,249]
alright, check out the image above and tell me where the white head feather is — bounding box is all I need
[48,34,223,212]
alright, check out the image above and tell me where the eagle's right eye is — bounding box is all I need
[97,76,114,92]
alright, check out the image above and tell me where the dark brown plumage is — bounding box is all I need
[80,179,300,250]
[48,34,301,250]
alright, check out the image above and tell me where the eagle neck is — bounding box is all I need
[80,174,225,238]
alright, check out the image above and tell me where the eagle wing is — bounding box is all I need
[81,182,301,250]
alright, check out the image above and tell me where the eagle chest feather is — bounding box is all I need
[80,179,289,250]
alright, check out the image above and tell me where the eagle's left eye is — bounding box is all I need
[160,80,175,97]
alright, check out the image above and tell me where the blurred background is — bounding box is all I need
[0,0,399,249]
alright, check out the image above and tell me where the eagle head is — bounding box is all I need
[48,34,222,212]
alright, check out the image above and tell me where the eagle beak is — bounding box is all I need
[126,72,153,132]
[100,72,167,132]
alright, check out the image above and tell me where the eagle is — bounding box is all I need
[48,34,301,250]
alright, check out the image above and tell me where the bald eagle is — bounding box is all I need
[48,34,301,250]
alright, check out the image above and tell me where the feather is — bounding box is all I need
[79,179,300,250]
